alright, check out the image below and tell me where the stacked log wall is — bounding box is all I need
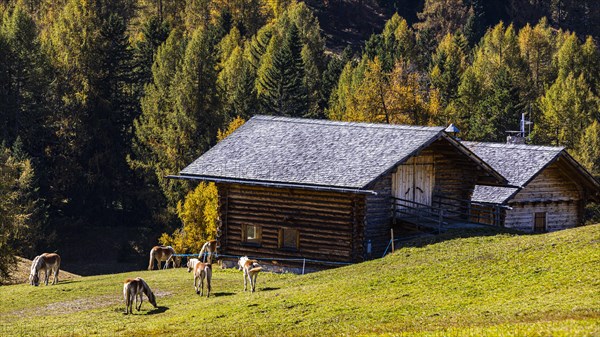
[506,162,582,232]
[364,173,393,257]
[216,183,365,263]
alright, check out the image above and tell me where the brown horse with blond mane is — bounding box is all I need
[123,277,157,314]
[29,253,61,286]
[198,240,217,264]
[148,246,180,270]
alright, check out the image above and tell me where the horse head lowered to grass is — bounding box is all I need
[123,277,157,314]
[29,253,61,286]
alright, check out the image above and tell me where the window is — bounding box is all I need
[242,224,261,245]
[534,212,546,232]
[278,228,299,250]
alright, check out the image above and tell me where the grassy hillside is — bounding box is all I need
[1,225,599,336]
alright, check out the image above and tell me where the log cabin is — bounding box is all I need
[173,116,506,263]
[464,142,600,232]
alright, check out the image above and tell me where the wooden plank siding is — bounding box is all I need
[216,183,366,263]
[428,139,486,216]
[364,138,492,256]
[505,161,583,232]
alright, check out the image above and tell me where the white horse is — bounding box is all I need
[29,253,61,286]
[238,256,262,293]
[193,262,212,297]
[148,246,180,270]
[198,240,217,264]
[123,277,157,314]
[187,258,199,273]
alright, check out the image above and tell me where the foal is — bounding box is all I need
[187,258,199,272]
[123,277,157,314]
[238,256,262,293]
[193,262,212,297]
[29,253,61,286]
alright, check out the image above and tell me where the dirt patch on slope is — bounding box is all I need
[7,290,173,317]
[2,256,81,285]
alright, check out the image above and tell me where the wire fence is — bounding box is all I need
[172,253,352,275]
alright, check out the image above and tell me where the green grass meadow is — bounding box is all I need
[1,225,599,336]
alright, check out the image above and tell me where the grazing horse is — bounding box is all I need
[198,240,217,264]
[193,262,212,297]
[123,277,157,314]
[29,253,61,286]
[238,256,262,293]
[148,246,180,270]
[187,258,199,273]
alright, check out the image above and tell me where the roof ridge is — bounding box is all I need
[462,141,564,152]
[251,115,445,132]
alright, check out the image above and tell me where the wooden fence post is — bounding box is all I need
[391,228,395,253]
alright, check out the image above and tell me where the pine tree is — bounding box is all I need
[258,24,308,117]
[218,43,257,120]
[132,15,170,100]
[467,67,522,141]
[0,5,52,156]
[430,33,468,107]
[248,23,273,70]
[132,29,187,213]
[415,0,469,43]
[463,0,485,46]
[537,73,600,148]
[321,47,353,113]
[363,14,416,72]
[518,19,556,97]
[458,22,527,140]
[556,32,585,79]
[575,120,600,177]
[0,141,46,280]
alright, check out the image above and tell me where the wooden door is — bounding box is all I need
[534,212,546,232]
[412,156,434,207]
[393,155,434,212]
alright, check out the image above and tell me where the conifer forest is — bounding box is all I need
[1,0,600,278]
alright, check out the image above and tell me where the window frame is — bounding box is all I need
[278,227,300,250]
[242,224,262,246]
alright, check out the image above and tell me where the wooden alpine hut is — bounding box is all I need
[464,142,600,232]
[172,116,507,263]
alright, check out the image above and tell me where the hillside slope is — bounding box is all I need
[2,257,80,285]
[1,225,598,336]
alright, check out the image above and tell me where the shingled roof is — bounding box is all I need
[464,141,599,204]
[179,116,449,191]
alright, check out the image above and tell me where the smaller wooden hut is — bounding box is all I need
[464,142,600,232]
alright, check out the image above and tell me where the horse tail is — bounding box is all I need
[55,255,61,282]
[148,248,155,270]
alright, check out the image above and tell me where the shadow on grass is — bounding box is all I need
[147,306,169,315]
[260,287,280,291]
[55,280,79,285]
[212,292,235,297]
